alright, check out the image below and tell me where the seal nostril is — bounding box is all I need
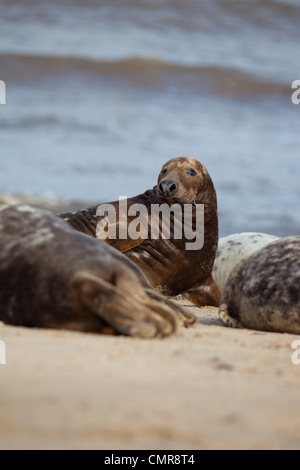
[159,180,177,196]
[170,183,177,193]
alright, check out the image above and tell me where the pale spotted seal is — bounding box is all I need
[0,205,196,337]
[59,157,222,307]
[213,232,279,292]
[219,237,300,334]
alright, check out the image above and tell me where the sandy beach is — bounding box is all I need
[1,300,300,450]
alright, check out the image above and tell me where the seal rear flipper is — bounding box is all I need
[219,302,243,329]
[70,271,178,338]
[183,275,222,307]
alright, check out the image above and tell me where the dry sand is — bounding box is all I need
[1,300,300,450]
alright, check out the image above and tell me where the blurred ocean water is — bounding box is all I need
[0,0,300,236]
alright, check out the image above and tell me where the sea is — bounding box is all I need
[0,0,300,237]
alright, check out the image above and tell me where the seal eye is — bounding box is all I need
[161,169,167,175]
[187,168,197,176]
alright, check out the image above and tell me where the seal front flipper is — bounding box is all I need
[96,221,146,253]
[95,203,150,253]
[60,207,147,252]
[183,275,222,307]
[70,271,179,338]
[59,209,98,236]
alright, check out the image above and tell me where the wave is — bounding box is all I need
[0,53,290,98]
[6,0,300,16]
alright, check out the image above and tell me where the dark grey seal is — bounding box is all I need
[0,205,196,337]
[219,237,300,334]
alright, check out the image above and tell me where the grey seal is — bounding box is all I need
[213,232,279,292]
[59,157,222,307]
[219,237,300,334]
[0,205,196,338]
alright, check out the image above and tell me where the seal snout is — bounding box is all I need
[159,179,178,198]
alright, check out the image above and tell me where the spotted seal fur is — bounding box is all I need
[213,232,279,292]
[219,237,300,334]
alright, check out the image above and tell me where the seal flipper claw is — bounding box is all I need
[144,288,197,328]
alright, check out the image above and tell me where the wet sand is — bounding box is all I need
[1,301,300,450]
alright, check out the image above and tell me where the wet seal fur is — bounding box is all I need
[0,205,196,337]
[59,157,222,307]
[213,232,279,292]
[219,237,300,334]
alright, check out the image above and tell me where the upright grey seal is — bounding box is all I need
[59,157,222,307]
